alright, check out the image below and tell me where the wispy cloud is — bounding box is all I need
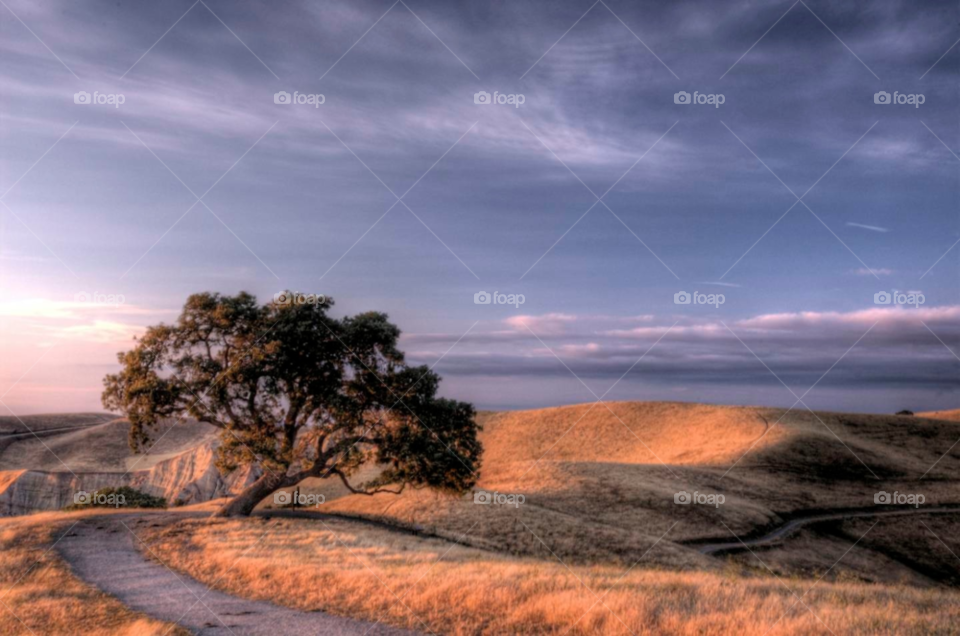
[845,222,890,233]
[406,306,960,395]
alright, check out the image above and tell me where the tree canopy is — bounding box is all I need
[102,291,481,516]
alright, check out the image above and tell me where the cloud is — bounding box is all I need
[0,298,165,344]
[845,222,890,233]
[0,298,157,319]
[504,313,579,335]
[407,307,960,393]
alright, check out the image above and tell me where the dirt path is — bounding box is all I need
[695,506,960,555]
[57,516,418,636]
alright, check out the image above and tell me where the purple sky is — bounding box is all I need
[1,0,958,415]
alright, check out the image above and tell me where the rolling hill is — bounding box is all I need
[0,416,253,515]
[290,402,960,569]
[4,402,959,576]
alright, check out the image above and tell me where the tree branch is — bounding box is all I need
[334,469,405,496]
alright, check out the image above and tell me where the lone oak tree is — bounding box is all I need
[102,292,481,517]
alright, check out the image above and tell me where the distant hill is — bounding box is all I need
[5,402,960,571]
[0,417,217,472]
[918,409,960,422]
[0,412,113,435]
[293,401,960,567]
[0,416,251,515]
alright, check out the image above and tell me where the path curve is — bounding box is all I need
[695,505,960,555]
[57,516,418,635]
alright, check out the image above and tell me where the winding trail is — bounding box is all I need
[57,516,417,636]
[695,505,960,555]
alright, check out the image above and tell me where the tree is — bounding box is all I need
[102,292,481,517]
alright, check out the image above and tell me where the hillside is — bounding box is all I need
[4,402,959,578]
[918,409,960,422]
[0,416,251,515]
[0,417,218,472]
[288,402,960,570]
[0,412,114,435]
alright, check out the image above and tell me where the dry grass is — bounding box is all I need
[0,511,188,636]
[5,402,960,633]
[277,402,960,567]
[918,409,960,422]
[0,413,112,435]
[141,514,960,635]
[0,418,216,472]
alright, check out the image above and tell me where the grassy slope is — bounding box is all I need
[0,511,187,636]
[0,418,217,472]
[6,402,960,635]
[141,513,960,636]
[285,402,960,567]
[0,413,113,435]
[918,409,960,422]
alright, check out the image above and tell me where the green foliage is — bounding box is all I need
[102,292,482,511]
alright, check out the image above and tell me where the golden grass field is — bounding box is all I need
[288,403,960,568]
[3,401,960,635]
[918,409,960,422]
[130,402,960,634]
[0,511,186,636]
[138,513,960,635]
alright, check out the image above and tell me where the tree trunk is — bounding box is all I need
[213,471,290,517]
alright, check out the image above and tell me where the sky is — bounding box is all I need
[0,0,957,415]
